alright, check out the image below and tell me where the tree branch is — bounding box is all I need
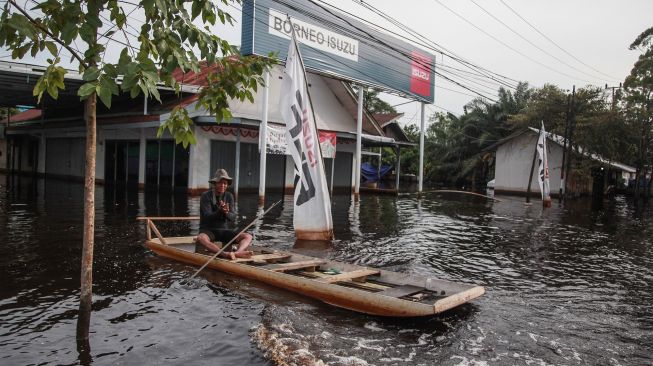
[8,0,87,68]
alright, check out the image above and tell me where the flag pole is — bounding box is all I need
[286,16,330,184]
[283,14,334,240]
[525,125,542,205]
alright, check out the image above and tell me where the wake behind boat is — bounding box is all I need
[140,218,485,317]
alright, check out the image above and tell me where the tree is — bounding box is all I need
[622,26,653,200]
[0,0,271,341]
[363,88,396,114]
[1,107,18,120]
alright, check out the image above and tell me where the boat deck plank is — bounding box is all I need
[233,253,292,263]
[378,284,424,298]
[262,260,326,272]
[317,269,380,283]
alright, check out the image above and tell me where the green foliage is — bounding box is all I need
[399,124,420,174]
[418,80,639,190]
[621,26,653,190]
[0,107,18,120]
[363,89,397,114]
[0,0,272,145]
[157,106,196,148]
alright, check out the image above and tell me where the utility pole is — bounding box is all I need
[605,83,622,111]
[564,86,576,199]
[560,93,571,200]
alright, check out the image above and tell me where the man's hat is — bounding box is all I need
[209,169,233,184]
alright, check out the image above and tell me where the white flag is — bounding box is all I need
[280,27,333,240]
[536,122,551,200]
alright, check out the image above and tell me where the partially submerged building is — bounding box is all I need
[1,0,437,198]
[486,127,636,197]
[0,61,411,196]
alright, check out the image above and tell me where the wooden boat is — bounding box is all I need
[140,217,485,317]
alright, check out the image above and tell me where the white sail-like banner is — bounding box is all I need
[280,28,333,240]
[536,122,551,201]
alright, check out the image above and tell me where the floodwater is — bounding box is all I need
[1,174,651,366]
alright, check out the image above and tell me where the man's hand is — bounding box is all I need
[219,200,230,215]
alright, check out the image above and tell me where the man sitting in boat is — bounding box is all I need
[196,169,253,260]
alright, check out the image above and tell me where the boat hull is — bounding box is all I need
[146,239,484,317]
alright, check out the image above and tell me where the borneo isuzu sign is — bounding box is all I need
[241,0,435,103]
[268,9,359,62]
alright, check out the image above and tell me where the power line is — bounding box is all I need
[352,0,520,89]
[469,0,615,83]
[303,0,520,91]
[498,0,621,81]
[431,0,597,85]
[257,0,500,101]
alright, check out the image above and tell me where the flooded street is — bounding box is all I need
[1,174,651,365]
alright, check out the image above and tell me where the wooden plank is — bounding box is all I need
[378,284,424,298]
[233,253,292,263]
[262,260,326,272]
[299,271,390,291]
[146,219,152,240]
[317,269,380,283]
[137,216,200,221]
[148,220,167,245]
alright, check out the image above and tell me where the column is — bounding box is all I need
[258,70,270,205]
[354,85,363,199]
[418,102,425,194]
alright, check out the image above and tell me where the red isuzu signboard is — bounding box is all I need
[410,51,432,98]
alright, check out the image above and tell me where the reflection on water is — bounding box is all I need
[1,174,652,365]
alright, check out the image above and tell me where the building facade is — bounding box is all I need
[1,63,408,196]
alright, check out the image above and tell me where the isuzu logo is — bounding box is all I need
[410,51,433,97]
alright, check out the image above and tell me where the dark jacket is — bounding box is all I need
[199,190,236,230]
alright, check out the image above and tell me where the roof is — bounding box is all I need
[373,113,412,144]
[486,127,635,173]
[526,127,636,173]
[1,108,42,123]
[373,113,403,125]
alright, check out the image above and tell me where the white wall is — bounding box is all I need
[218,65,358,133]
[495,132,563,195]
[189,125,260,192]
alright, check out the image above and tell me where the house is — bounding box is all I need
[486,127,636,197]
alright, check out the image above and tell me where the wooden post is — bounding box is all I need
[560,94,570,199]
[395,146,401,191]
[77,93,97,341]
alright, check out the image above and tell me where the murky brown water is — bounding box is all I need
[1,174,651,365]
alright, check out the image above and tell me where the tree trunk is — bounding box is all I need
[77,93,96,341]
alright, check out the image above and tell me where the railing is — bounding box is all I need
[136,216,200,244]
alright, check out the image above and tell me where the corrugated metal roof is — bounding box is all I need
[526,127,636,173]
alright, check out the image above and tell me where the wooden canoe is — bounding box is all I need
[145,236,485,317]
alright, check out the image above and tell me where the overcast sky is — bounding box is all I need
[320,0,653,126]
[2,0,652,127]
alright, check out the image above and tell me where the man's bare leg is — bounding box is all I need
[233,233,253,258]
[196,233,236,260]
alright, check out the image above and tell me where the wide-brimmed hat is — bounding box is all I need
[209,169,233,184]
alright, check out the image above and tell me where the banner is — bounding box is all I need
[537,122,551,200]
[265,127,335,158]
[266,125,287,154]
[319,132,336,159]
[280,26,333,240]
